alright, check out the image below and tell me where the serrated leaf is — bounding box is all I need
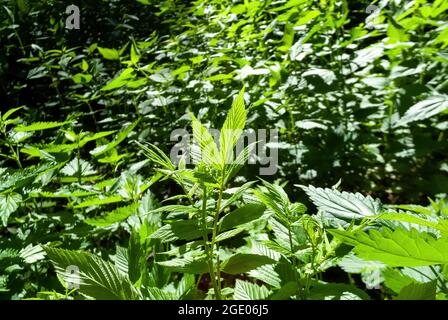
[190,114,220,166]
[90,120,139,157]
[219,203,266,231]
[215,228,245,242]
[397,95,448,126]
[0,193,22,226]
[300,185,381,220]
[61,158,96,177]
[220,87,246,165]
[233,279,270,300]
[151,219,207,242]
[15,121,69,132]
[97,47,120,60]
[221,253,276,275]
[44,247,140,300]
[395,281,437,300]
[101,68,135,91]
[330,227,448,267]
[19,244,46,264]
[74,196,123,208]
[84,203,139,227]
[156,257,209,274]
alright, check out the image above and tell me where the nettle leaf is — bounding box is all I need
[0,193,22,226]
[156,257,209,274]
[233,279,270,300]
[151,219,207,242]
[74,196,124,208]
[330,228,448,267]
[146,287,177,300]
[79,131,116,147]
[101,68,135,91]
[302,68,336,85]
[220,87,246,165]
[215,228,245,242]
[308,281,371,300]
[190,114,220,166]
[61,158,96,177]
[0,163,56,192]
[97,47,120,60]
[300,185,381,220]
[376,212,448,235]
[220,181,255,212]
[44,247,140,300]
[221,253,276,275]
[219,203,266,231]
[84,203,139,227]
[396,95,448,126]
[395,281,437,300]
[19,244,46,264]
[383,268,415,293]
[90,119,140,157]
[2,106,23,121]
[270,282,299,300]
[254,180,290,223]
[15,121,70,132]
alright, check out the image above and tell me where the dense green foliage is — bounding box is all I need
[0,0,447,300]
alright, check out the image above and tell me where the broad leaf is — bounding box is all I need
[44,247,140,300]
[330,227,448,267]
[300,185,381,220]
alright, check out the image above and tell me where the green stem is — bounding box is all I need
[210,179,225,300]
[200,184,220,299]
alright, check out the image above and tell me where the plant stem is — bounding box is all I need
[200,184,220,300]
[209,179,225,300]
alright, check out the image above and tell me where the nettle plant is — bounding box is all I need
[31,88,448,301]
[135,88,350,300]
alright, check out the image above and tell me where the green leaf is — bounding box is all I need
[221,253,276,275]
[383,268,414,293]
[270,282,299,300]
[2,106,23,121]
[215,228,245,242]
[0,193,22,226]
[299,185,381,220]
[72,73,92,84]
[190,114,220,166]
[233,279,270,300]
[219,203,266,231]
[156,257,209,274]
[97,47,120,60]
[220,181,255,212]
[74,196,124,208]
[294,10,320,26]
[376,212,448,235]
[79,131,116,147]
[151,219,206,242]
[308,281,371,300]
[19,244,46,264]
[254,180,291,223]
[220,87,247,165]
[15,121,70,132]
[330,228,448,267]
[395,281,437,300]
[146,287,177,300]
[127,230,145,284]
[84,203,139,227]
[101,68,135,91]
[90,119,140,157]
[396,95,448,126]
[61,158,96,177]
[44,247,140,300]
